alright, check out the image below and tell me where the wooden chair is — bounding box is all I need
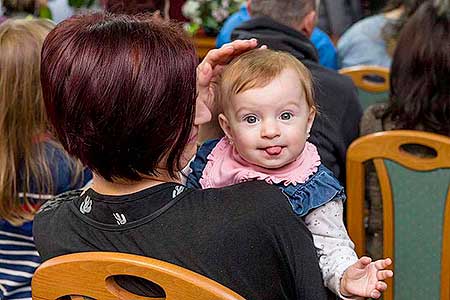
[346,130,450,300]
[339,65,390,110]
[32,252,246,300]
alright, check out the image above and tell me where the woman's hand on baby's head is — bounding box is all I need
[197,39,259,82]
[195,39,259,126]
[208,39,259,65]
[340,256,393,299]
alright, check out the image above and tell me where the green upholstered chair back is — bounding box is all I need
[339,65,390,110]
[346,130,450,300]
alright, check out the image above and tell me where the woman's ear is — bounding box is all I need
[218,113,233,141]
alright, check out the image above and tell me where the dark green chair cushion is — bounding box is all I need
[385,159,450,299]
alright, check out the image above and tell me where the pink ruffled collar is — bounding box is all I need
[199,137,321,188]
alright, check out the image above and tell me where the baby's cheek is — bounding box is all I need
[233,130,253,145]
[234,137,250,151]
[234,137,255,156]
[292,138,307,155]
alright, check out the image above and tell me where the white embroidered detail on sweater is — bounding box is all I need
[79,196,92,214]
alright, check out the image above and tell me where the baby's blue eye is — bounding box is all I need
[280,112,293,120]
[244,116,258,124]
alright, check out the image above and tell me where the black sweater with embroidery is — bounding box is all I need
[34,180,328,300]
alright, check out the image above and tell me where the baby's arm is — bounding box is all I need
[304,199,358,297]
[305,199,393,299]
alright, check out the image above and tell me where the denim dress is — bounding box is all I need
[186,139,345,217]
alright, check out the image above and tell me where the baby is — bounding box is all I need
[187,49,392,299]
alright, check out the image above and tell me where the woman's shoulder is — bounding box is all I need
[34,190,83,240]
[342,14,388,38]
[33,189,85,262]
[337,14,391,67]
[36,189,83,216]
[338,14,388,52]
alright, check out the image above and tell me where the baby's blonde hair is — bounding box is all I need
[217,49,316,114]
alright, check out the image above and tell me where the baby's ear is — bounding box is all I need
[218,113,233,141]
[307,107,316,132]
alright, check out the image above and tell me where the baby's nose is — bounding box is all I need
[261,121,281,139]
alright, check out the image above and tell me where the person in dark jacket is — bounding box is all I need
[230,0,362,185]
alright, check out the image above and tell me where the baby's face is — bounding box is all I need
[220,68,315,169]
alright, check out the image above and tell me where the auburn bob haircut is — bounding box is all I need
[41,13,198,181]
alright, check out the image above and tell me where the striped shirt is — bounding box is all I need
[0,142,92,300]
[0,221,39,300]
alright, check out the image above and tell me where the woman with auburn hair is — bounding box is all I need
[0,19,91,299]
[33,13,329,299]
[360,0,450,259]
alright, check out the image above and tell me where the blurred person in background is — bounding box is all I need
[43,0,170,26]
[2,0,36,17]
[360,0,390,15]
[2,0,53,20]
[47,0,73,23]
[318,0,363,38]
[103,0,169,17]
[338,0,427,68]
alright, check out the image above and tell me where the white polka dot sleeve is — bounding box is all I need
[304,199,358,298]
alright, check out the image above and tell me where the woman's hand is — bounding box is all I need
[195,39,259,125]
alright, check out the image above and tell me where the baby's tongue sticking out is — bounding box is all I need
[265,146,282,155]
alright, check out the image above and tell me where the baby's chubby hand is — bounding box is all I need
[340,256,393,299]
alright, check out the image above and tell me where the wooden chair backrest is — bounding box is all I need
[32,252,246,300]
[346,130,450,300]
[339,65,390,93]
[339,65,390,110]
